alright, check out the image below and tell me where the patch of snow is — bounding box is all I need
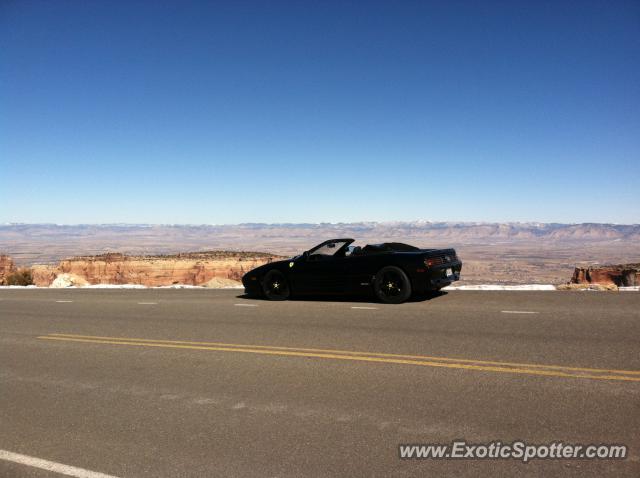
[50,273,88,288]
[444,284,557,291]
[155,284,204,289]
[156,284,243,289]
[81,284,244,289]
[1,284,244,289]
[82,284,147,289]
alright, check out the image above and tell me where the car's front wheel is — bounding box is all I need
[373,266,412,304]
[262,270,290,300]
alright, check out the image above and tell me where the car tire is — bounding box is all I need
[373,266,412,304]
[262,270,290,300]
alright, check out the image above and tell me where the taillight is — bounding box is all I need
[424,253,457,267]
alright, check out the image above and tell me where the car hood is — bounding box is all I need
[244,259,292,277]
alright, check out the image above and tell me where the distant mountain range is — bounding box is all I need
[2,221,639,242]
[0,222,638,263]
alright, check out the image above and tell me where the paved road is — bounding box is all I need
[1,289,639,477]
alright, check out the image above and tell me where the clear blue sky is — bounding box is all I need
[1,1,638,224]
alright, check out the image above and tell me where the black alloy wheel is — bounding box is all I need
[373,266,412,304]
[262,270,290,300]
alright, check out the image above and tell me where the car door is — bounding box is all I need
[291,255,348,294]
[343,254,374,292]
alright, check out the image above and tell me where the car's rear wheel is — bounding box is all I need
[374,266,412,304]
[262,270,290,300]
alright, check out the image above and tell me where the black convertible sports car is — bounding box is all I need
[242,239,462,304]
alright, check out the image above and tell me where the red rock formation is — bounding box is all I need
[571,264,640,287]
[31,252,281,287]
[31,266,56,287]
[0,255,17,285]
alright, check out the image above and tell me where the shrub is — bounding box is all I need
[5,268,34,286]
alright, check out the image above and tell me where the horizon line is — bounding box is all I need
[2,221,639,227]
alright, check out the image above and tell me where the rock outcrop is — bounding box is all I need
[50,273,90,288]
[571,264,640,287]
[31,251,280,287]
[202,277,244,288]
[0,255,17,285]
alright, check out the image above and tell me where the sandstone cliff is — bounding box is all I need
[0,255,17,285]
[31,251,282,287]
[571,264,640,287]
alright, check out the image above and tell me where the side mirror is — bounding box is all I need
[302,251,309,259]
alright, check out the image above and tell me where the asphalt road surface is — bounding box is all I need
[1,289,639,477]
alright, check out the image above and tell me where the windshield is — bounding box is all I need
[309,240,350,257]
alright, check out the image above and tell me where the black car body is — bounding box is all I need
[242,239,462,303]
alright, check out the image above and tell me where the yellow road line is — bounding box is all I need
[47,333,640,376]
[37,335,640,382]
